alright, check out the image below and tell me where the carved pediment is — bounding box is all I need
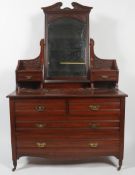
[42,2,93,13]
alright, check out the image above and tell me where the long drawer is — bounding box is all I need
[17,138,119,158]
[69,98,120,115]
[16,120,120,130]
[15,99,65,115]
[17,137,119,149]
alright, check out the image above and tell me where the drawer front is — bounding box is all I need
[16,120,120,130]
[17,137,119,158]
[91,71,118,81]
[17,72,42,81]
[15,99,65,115]
[17,137,119,149]
[69,98,120,115]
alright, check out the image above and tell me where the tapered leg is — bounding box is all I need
[12,160,17,171]
[117,159,122,171]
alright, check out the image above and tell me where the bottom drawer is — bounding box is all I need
[17,138,119,159]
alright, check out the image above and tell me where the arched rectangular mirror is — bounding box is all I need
[42,2,92,81]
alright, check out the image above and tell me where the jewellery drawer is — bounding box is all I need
[17,138,119,158]
[69,98,120,115]
[16,120,120,130]
[91,70,118,82]
[15,99,66,115]
[17,71,43,81]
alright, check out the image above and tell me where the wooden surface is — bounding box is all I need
[8,90,127,170]
[8,88,127,98]
[7,2,127,171]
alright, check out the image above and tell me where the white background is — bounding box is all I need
[0,0,135,174]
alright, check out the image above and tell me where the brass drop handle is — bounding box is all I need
[25,75,32,80]
[35,105,45,112]
[35,123,46,128]
[89,122,99,129]
[89,105,100,111]
[101,75,109,79]
[36,142,46,148]
[88,143,98,148]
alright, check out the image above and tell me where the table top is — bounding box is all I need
[7,88,128,98]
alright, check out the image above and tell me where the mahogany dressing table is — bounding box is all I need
[7,2,127,171]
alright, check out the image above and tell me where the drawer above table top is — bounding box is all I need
[16,71,43,82]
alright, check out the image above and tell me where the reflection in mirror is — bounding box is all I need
[47,18,88,78]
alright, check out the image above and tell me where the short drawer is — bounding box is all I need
[69,98,120,115]
[16,120,120,130]
[15,99,66,115]
[17,71,42,81]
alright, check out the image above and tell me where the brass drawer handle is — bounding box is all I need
[101,75,109,79]
[89,123,99,129]
[35,123,46,128]
[36,142,46,148]
[25,75,32,80]
[89,105,100,111]
[88,143,98,148]
[35,105,45,112]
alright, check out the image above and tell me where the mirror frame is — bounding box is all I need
[42,2,92,82]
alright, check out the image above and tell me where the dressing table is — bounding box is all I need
[7,2,127,171]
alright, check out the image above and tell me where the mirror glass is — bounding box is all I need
[47,18,88,79]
